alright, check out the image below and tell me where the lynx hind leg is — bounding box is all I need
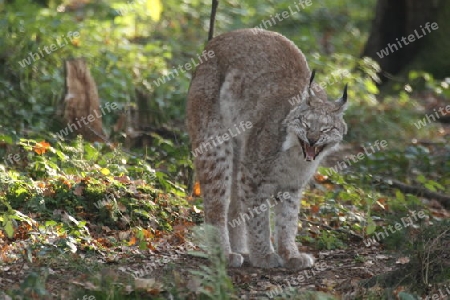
[274,190,315,270]
[194,136,243,267]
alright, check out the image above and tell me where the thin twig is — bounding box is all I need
[208,0,219,41]
[299,218,364,240]
[376,178,450,208]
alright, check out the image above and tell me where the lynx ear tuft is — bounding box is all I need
[342,83,348,103]
[334,84,348,112]
[309,69,316,87]
[307,70,317,102]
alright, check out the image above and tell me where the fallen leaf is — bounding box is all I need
[375,254,389,260]
[193,181,201,197]
[396,257,410,264]
[33,141,50,155]
[314,173,328,183]
[134,278,156,290]
[73,185,84,196]
[311,205,320,214]
[128,236,137,246]
[114,175,131,184]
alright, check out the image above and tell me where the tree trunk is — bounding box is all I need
[58,58,106,142]
[362,0,450,81]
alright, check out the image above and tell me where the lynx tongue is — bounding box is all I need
[304,144,316,162]
[299,139,322,161]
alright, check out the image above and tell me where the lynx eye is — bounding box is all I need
[301,121,309,128]
[321,127,332,133]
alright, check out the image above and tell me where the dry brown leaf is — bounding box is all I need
[33,141,50,155]
[73,185,84,196]
[396,257,410,264]
[118,230,131,240]
[134,278,156,289]
[323,183,335,190]
[128,236,137,246]
[311,205,320,214]
[114,175,131,184]
[314,173,328,183]
[193,181,201,197]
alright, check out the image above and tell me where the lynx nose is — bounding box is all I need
[307,138,318,146]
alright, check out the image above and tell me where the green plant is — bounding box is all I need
[186,225,235,300]
[316,230,345,250]
[6,269,51,298]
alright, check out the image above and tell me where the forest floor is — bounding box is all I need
[0,233,403,299]
[2,142,449,300]
[3,227,449,300]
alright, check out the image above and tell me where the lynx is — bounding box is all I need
[186,28,348,269]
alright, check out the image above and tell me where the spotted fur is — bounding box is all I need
[186,29,347,269]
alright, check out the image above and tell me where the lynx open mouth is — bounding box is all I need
[298,138,324,161]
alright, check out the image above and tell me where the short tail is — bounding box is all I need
[208,0,219,41]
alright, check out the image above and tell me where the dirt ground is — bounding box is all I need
[0,236,405,299]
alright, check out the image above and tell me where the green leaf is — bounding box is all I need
[84,143,99,161]
[408,71,420,80]
[45,220,57,227]
[316,292,339,300]
[0,135,13,144]
[55,149,68,161]
[398,291,417,300]
[46,160,59,170]
[424,183,436,192]
[364,79,379,94]
[433,182,445,191]
[139,240,147,250]
[416,174,426,184]
[395,190,405,202]
[366,216,376,235]
[5,219,15,238]
[101,168,111,175]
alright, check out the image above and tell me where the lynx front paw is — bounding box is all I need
[240,253,250,264]
[250,252,282,268]
[284,253,315,270]
[228,253,244,268]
